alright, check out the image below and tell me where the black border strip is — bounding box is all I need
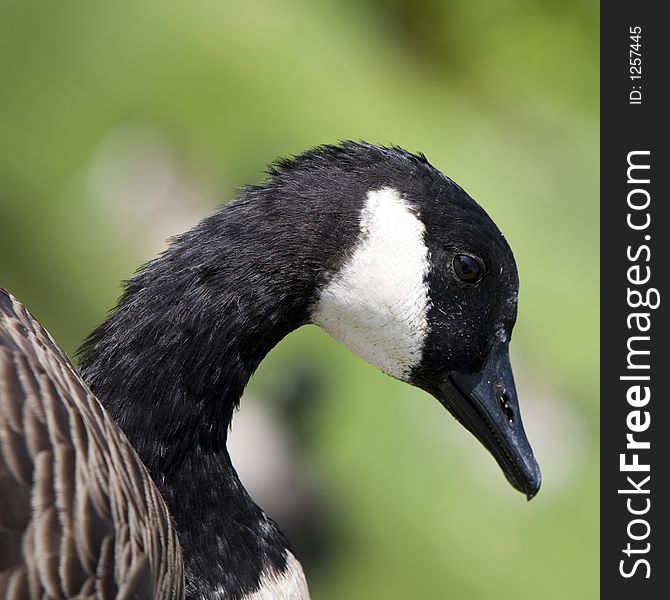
[601,2,669,598]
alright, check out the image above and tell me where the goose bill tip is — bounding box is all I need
[435,343,541,500]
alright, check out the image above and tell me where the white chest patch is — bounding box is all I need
[242,551,310,600]
[311,187,430,380]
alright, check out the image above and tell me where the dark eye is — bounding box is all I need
[452,254,483,283]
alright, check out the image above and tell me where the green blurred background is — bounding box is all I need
[0,1,598,598]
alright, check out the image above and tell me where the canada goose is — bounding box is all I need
[0,142,540,599]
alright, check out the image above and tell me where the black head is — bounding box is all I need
[302,142,540,498]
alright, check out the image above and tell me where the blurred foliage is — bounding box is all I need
[0,1,598,599]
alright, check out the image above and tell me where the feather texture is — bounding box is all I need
[0,288,184,599]
[0,141,534,599]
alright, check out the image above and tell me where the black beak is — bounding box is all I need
[437,343,541,499]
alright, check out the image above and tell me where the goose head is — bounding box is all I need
[306,144,541,499]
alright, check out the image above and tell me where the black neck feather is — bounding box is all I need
[75,141,438,597]
[79,207,310,469]
[76,170,364,597]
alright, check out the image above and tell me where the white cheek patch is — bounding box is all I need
[311,187,430,381]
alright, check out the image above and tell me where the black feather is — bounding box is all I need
[75,141,518,599]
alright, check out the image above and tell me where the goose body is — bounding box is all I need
[0,291,183,598]
[0,142,540,599]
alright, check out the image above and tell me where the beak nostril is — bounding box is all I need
[498,389,514,424]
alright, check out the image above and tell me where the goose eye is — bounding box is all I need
[452,254,483,283]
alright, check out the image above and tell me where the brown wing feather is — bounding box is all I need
[0,288,184,599]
